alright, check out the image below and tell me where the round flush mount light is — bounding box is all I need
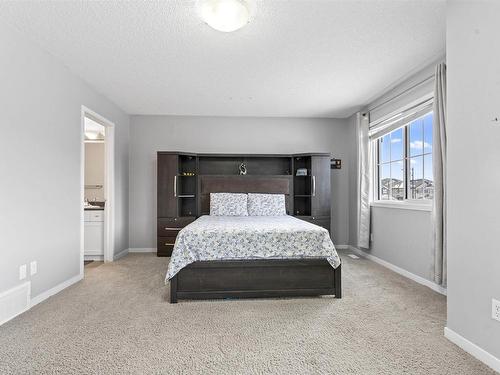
[199,0,250,32]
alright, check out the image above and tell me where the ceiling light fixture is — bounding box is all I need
[199,0,250,33]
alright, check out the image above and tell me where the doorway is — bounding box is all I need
[80,106,115,276]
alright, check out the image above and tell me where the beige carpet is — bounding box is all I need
[0,251,495,374]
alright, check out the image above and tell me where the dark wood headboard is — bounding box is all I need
[199,175,293,215]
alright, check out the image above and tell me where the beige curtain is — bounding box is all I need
[432,63,447,286]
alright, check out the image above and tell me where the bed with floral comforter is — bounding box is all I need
[165,215,340,281]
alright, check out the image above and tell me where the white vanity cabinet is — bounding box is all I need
[84,210,104,257]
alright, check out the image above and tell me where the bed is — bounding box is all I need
[166,215,341,303]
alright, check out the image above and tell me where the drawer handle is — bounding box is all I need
[164,243,175,246]
[164,227,181,231]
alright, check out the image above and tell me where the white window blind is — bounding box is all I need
[368,97,433,140]
[368,71,435,124]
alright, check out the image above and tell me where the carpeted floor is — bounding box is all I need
[0,251,495,374]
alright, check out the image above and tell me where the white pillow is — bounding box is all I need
[247,193,287,216]
[210,193,248,216]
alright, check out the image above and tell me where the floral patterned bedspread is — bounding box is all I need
[165,215,341,281]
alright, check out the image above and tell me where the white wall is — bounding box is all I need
[447,1,500,361]
[129,115,351,249]
[84,142,105,201]
[0,24,130,298]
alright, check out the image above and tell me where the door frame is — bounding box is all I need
[80,106,115,276]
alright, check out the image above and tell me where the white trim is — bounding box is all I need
[84,255,104,261]
[84,250,104,256]
[104,123,115,263]
[30,274,83,308]
[128,248,157,253]
[444,327,500,373]
[371,201,432,212]
[0,282,31,326]
[80,112,85,277]
[348,246,446,295]
[81,106,115,276]
[113,248,129,260]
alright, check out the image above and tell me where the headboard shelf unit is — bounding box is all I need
[198,174,292,178]
[198,155,292,176]
[198,156,242,175]
[157,151,331,256]
[243,156,292,176]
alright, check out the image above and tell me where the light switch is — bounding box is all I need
[19,264,27,280]
[30,261,37,276]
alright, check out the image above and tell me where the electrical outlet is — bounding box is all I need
[19,264,27,280]
[30,261,37,276]
[492,299,500,322]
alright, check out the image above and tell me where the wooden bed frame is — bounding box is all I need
[170,259,341,303]
[166,171,341,303]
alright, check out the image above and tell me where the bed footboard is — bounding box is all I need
[169,259,341,303]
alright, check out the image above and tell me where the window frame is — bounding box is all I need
[372,110,434,208]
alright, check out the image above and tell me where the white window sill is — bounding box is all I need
[371,201,432,212]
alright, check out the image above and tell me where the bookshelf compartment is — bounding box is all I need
[245,157,292,176]
[179,154,197,175]
[293,156,311,176]
[294,176,312,196]
[179,197,196,217]
[293,196,311,216]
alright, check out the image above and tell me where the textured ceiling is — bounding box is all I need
[0,1,445,118]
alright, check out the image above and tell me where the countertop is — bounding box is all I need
[84,201,105,211]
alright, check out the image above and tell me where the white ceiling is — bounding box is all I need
[0,1,445,118]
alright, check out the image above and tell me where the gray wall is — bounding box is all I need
[348,63,439,284]
[447,1,500,359]
[370,207,433,280]
[0,24,130,298]
[129,115,351,249]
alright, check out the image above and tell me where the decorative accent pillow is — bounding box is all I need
[247,193,287,216]
[210,193,249,216]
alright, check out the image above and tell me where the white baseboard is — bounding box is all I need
[30,273,83,308]
[1,273,83,326]
[0,282,31,326]
[84,255,103,261]
[84,250,104,256]
[445,327,500,373]
[128,248,156,253]
[335,244,349,250]
[347,245,447,296]
[113,248,129,260]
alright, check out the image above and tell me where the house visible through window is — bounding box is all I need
[376,112,433,201]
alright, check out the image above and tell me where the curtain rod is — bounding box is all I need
[365,74,435,115]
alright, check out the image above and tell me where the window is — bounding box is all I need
[375,112,433,201]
